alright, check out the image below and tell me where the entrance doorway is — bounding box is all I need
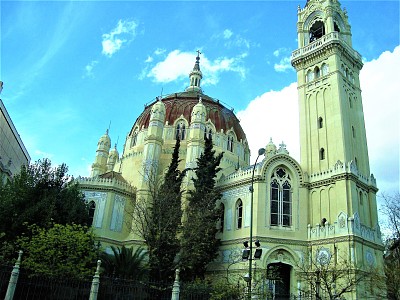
[266,262,291,299]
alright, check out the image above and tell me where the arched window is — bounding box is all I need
[307,70,314,82]
[227,135,234,152]
[352,126,355,138]
[175,121,186,140]
[334,22,340,32]
[359,191,363,205]
[89,201,96,226]
[270,168,292,227]
[315,66,320,79]
[220,203,225,232]
[181,124,186,140]
[320,148,325,160]
[309,20,325,42]
[318,117,323,129]
[236,199,243,229]
[131,130,138,147]
[321,64,329,76]
[349,97,352,108]
[355,157,358,168]
[204,127,213,140]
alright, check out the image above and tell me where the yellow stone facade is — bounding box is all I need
[0,84,31,182]
[77,0,384,298]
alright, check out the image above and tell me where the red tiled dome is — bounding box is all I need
[130,91,246,141]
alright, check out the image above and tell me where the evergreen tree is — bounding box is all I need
[180,137,223,281]
[146,138,187,282]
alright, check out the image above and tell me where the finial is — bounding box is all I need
[196,50,201,60]
[199,96,202,103]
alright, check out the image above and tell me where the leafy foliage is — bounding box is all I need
[100,245,148,279]
[17,223,99,278]
[0,159,90,247]
[180,137,223,281]
[382,193,400,299]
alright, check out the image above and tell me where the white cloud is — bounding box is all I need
[361,46,400,194]
[145,56,153,63]
[238,45,400,194]
[147,50,194,83]
[223,29,233,39]
[154,48,166,56]
[237,82,299,162]
[102,19,138,57]
[274,57,292,72]
[146,50,246,85]
[273,48,292,72]
[212,29,251,49]
[83,60,98,78]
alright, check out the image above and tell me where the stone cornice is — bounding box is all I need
[291,32,362,69]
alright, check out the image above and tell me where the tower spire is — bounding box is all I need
[186,50,203,93]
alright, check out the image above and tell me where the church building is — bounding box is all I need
[77,0,384,298]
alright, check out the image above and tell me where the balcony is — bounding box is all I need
[291,32,362,63]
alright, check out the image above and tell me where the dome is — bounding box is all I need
[130,91,247,142]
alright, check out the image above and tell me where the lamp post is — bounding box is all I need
[248,147,266,299]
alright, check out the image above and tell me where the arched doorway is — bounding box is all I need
[266,262,292,299]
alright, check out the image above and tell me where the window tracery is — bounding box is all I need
[270,168,292,227]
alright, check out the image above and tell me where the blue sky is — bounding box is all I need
[1,1,399,198]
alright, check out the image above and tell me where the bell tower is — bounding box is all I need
[291,0,378,227]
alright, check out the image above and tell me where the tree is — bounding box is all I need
[297,248,384,299]
[17,223,99,278]
[100,245,148,279]
[127,139,187,282]
[382,193,400,299]
[180,137,223,281]
[0,159,90,247]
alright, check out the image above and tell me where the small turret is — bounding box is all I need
[186,51,203,93]
[91,129,111,177]
[106,144,119,172]
[265,138,277,157]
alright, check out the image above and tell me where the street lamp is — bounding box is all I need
[247,147,266,299]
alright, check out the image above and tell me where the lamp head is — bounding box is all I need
[258,148,266,156]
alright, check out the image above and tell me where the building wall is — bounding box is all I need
[0,98,30,181]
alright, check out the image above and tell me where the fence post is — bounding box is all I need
[171,268,180,300]
[89,260,101,300]
[5,250,23,300]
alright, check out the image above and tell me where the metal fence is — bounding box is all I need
[0,264,216,300]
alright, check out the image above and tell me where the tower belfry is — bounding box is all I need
[186,50,203,92]
[291,0,381,274]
